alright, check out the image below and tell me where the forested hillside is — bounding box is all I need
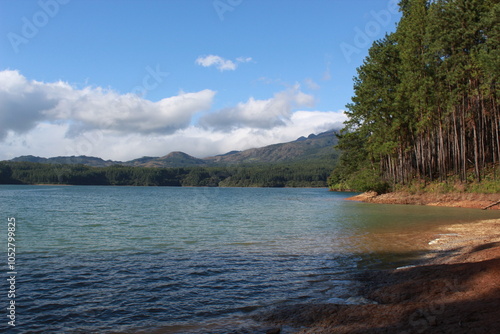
[329,0,500,193]
[0,130,339,187]
[0,162,333,188]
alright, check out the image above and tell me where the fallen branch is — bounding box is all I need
[482,200,500,210]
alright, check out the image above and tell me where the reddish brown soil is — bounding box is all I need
[346,191,500,210]
[258,219,500,333]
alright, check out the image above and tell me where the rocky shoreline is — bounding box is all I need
[256,218,500,333]
[346,191,500,210]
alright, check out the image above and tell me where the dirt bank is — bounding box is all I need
[257,219,500,333]
[346,191,500,210]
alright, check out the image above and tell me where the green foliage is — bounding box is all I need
[329,165,390,193]
[394,165,500,194]
[0,161,335,188]
[467,180,500,194]
[332,0,500,192]
[0,163,14,184]
[346,168,390,194]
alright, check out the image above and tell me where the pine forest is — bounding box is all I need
[329,0,500,193]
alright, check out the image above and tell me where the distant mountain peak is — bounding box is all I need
[7,129,339,168]
[161,151,192,158]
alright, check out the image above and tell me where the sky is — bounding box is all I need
[0,0,401,161]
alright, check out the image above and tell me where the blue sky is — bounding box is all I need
[0,0,401,160]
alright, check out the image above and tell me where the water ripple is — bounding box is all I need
[3,186,495,332]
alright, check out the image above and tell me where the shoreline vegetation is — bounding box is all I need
[328,0,500,196]
[257,217,500,333]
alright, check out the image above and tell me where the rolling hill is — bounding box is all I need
[7,129,339,168]
[204,130,338,165]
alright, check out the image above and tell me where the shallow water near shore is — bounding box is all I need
[0,185,498,333]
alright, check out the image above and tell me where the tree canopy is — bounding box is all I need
[330,0,500,192]
[0,161,334,188]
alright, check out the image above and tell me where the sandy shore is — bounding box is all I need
[346,191,500,210]
[257,218,500,333]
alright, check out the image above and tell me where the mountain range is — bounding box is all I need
[8,129,339,168]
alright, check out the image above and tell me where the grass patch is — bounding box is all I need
[395,165,500,195]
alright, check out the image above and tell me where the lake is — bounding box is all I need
[1,185,498,333]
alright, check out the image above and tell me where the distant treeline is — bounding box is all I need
[0,161,332,188]
[330,0,500,192]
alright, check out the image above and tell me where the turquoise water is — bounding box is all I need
[0,186,498,333]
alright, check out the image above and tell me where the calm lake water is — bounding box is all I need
[0,185,498,333]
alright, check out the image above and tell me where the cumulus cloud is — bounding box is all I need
[200,85,315,131]
[0,70,347,161]
[195,55,252,71]
[0,70,215,139]
[134,110,346,159]
[179,109,345,155]
[193,110,346,156]
[0,70,60,140]
[0,109,347,161]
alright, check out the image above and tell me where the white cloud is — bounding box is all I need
[323,61,332,81]
[196,110,346,156]
[304,78,320,90]
[0,70,347,161]
[0,109,346,161]
[195,55,252,71]
[0,70,215,139]
[236,56,252,63]
[200,85,315,131]
[153,110,346,158]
